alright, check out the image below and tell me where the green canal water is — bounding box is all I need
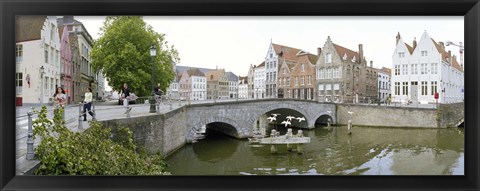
[165,126,464,175]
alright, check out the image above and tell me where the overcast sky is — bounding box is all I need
[75,16,463,90]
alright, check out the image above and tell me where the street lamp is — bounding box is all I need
[39,66,45,104]
[149,43,157,113]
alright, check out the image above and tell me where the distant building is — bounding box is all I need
[16,16,61,105]
[205,69,229,99]
[167,61,180,100]
[178,70,192,101]
[188,69,207,100]
[278,59,295,99]
[226,72,239,98]
[265,42,302,98]
[391,31,464,104]
[57,16,99,102]
[289,51,318,100]
[377,67,391,101]
[238,76,248,99]
[247,64,255,98]
[315,36,378,103]
[253,62,265,99]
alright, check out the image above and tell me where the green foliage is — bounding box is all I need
[32,106,168,175]
[91,16,179,96]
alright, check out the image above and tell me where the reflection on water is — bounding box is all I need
[165,125,464,175]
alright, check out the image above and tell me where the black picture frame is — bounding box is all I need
[1,0,479,190]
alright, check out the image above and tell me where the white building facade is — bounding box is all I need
[377,67,391,101]
[16,16,61,105]
[391,31,464,104]
[265,43,279,98]
[191,75,207,101]
[238,77,248,99]
[254,63,266,99]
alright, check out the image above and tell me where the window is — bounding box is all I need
[421,81,428,95]
[431,63,438,74]
[301,64,305,72]
[402,64,408,75]
[325,53,332,63]
[379,81,381,90]
[16,45,23,63]
[327,68,332,79]
[16,73,22,94]
[319,69,325,79]
[395,65,400,75]
[402,82,408,95]
[274,61,277,68]
[421,51,428,56]
[50,23,55,40]
[273,73,276,82]
[431,81,438,95]
[421,63,427,74]
[270,53,273,58]
[318,84,324,95]
[50,47,54,65]
[398,52,405,58]
[412,64,418,75]
[295,77,298,86]
[308,76,311,85]
[56,50,59,67]
[45,45,49,64]
[301,76,305,85]
[283,68,286,74]
[395,82,400,95]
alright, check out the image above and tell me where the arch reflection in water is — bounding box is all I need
[166,124,464,175]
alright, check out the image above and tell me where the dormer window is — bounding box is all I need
[343,53,347,60]
[352,56,356,63]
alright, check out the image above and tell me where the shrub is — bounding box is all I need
[32,106,168,175]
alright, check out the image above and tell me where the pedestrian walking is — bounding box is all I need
[83,87,94,121]
[53,87,67,121]
[122,83,132,114]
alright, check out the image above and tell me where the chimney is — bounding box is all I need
[358,44,363,62]
[370,61,373,68]
[448,50,452,64]
[413,37,417,49]
[396,32,401,45]
[317,47,322,57]
[439,42,445,50]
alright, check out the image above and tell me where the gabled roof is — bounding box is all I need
[16,15,47,42]
[176,65,212,74]
[431,38,463,72]
[306,53,318,64]
[256,61,265,68]
[272,43,302,61]
[404,43,414,54]
[186,68,205,77]
[333,43,360,64]
[204,69,226,82]
[226,72,238,81]
[379,67,392,75]
[239,76,248,84]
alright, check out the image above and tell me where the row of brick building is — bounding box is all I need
[240,37,383,103]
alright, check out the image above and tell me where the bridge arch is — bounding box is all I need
[247,102,311,130]
[314,113,335,126]
[187,116,242,143]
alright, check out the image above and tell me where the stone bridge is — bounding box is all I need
[184,99,336,143]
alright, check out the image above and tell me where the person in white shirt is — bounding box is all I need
[83,87,94,121]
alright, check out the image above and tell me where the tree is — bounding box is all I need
[91,16,179,97]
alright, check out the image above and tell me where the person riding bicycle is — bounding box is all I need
[154,83,164,97]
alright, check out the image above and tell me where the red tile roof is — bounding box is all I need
[16,15,47,42]
[431,38,463,72]
[333,43,360,64]
[272,43,302,62]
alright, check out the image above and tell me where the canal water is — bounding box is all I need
[165,125,464,175]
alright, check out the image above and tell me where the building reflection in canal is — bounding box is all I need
[165,123,464,175]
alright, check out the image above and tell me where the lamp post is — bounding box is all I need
[149,43,157,113]
[39,66,45,104]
